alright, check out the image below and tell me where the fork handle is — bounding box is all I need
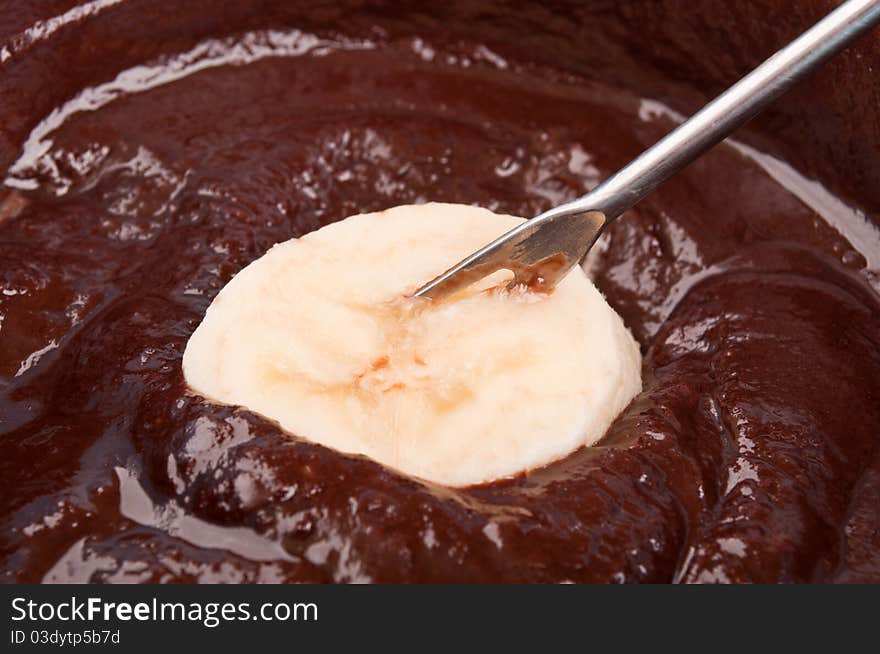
[561,0,880,222]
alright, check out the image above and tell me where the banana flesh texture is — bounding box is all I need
[183,203,641,487]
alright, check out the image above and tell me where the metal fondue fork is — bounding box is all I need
[413,0,880,300]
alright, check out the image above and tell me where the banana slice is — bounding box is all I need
[183,203,641,487]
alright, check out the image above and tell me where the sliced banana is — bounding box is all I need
[183,203,641,487]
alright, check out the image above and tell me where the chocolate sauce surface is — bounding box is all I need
[1,1,879,583]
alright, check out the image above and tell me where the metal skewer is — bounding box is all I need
[413,0,880,300]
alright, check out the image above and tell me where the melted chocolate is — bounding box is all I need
[1,1,879,583]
